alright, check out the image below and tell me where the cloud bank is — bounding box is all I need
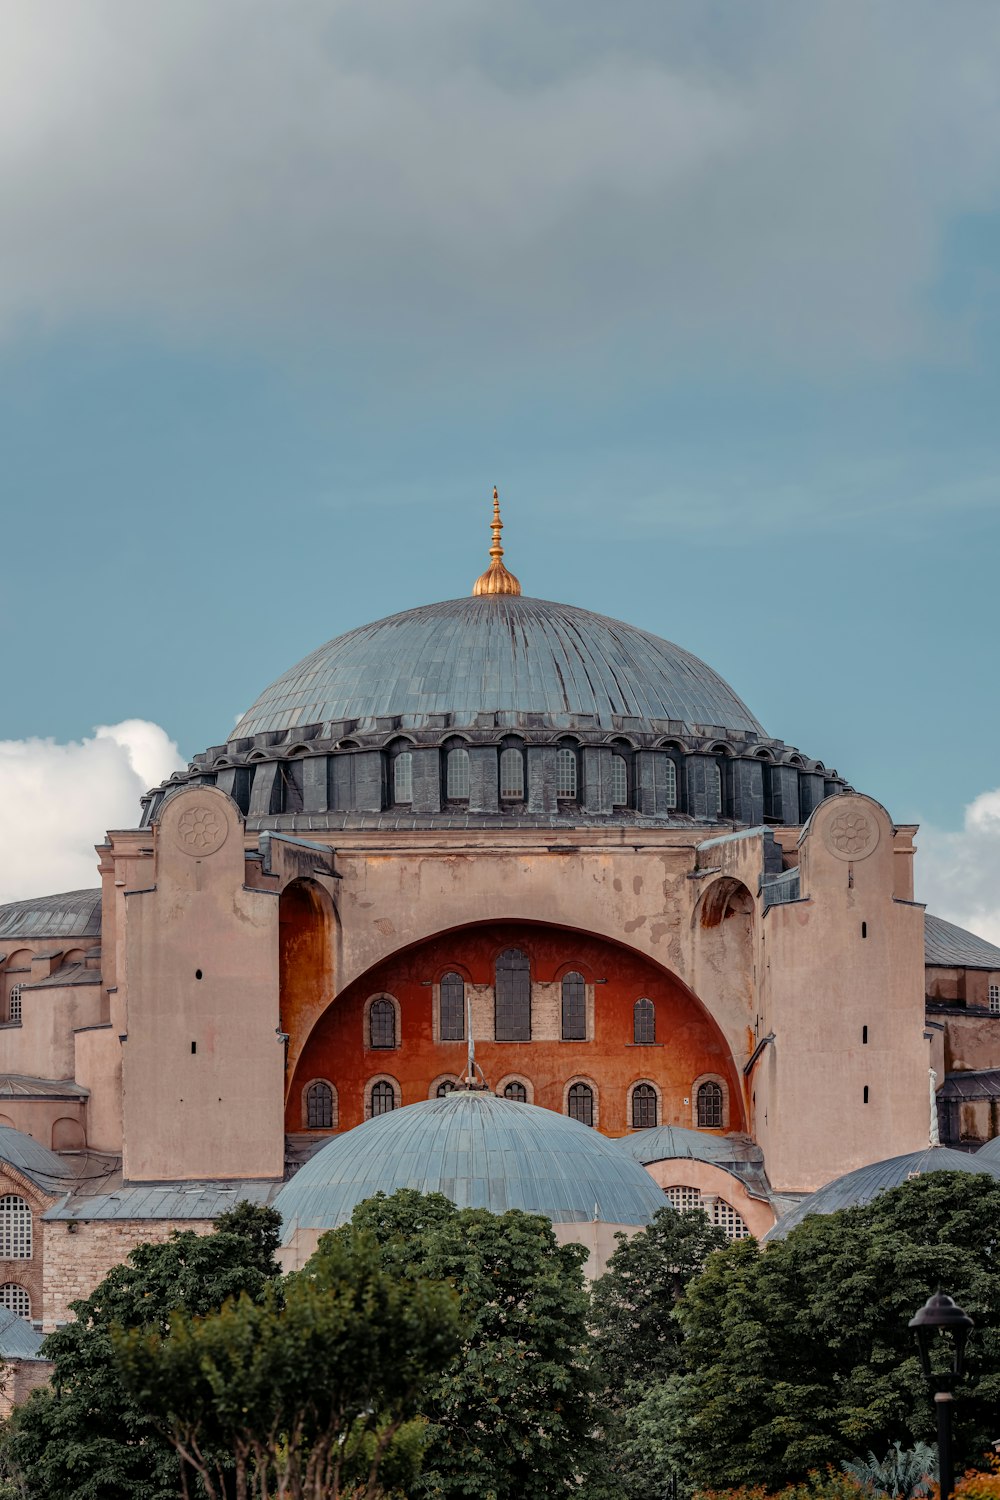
[918,787,1000,948]
[1,1,998,364]
[0,720,185,905]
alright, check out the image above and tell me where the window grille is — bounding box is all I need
[664,1186,750,1241]
[306,1081,333,1129]
[440,972,465,1041]
[446,747,470,800]
[990,984,1000,1017]
[393,752,413,804]
[697,1081,724,1128]
[495,948,530,1041]
[632,1083,657,1129]
[370,1080,396,1116]
[436,1079,457,1097]
[664,758,677,809]
[0,1283,30,1321]
[561,972,586,1041]
[499,748,524,800]
[665,1185,702,1214]
[556,747,578,799]
[633,997,655,1045]
[708,760,722,815]
[502,1080,527,1102]
[369,998,397,1049]
[567,1082,594,1127]
[0,1197,31,1259]
[611,755,628,807]
[8,985,21,1024]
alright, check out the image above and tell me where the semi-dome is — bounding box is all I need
[275,1088,666,1241]
[765,1146,1000,1240]
[615,1125,762,1167]
[232,595,766,741]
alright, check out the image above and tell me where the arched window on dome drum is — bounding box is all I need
[0,1196,31,1259]
[708,760,722,816]
[633,997,655,1045]
[370,1080,397,1116]
[436,1079,457,1097]
[697,1080,724,1128]
[0,1284,30,1321]
[664,758,678,810]
[561,972,586,1041]
[446,747,470,800]
[611,755,628,808]
[556,747,578,799]
[439,972,465,1041]
[499,747,524,800]
[567,1082,594,1127]
[393,752,413,805]
[8,985,21,1024]
[503,1080,527,1102]
[306,1080,333,1129]
[632,1084,657,1129]
[495,948,531,1041]
[369,998,397,1049]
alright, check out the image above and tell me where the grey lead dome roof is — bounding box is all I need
[274,1089,668,1236]
[232,596,766,741]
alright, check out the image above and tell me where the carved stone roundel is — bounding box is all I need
[174,802,229,857]
[824,806,879,861]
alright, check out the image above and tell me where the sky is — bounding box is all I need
[1,1,999,936]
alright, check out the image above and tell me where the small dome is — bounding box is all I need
[616,1126,762,1167]
[766,1146,1000,1240]
[275,1089,667,1240]
[977,1135,1000,1164]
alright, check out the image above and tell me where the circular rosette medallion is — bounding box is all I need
[174,802,229,857]
[824,806,879,861]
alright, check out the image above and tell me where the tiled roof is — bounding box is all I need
[0,1076,89,1099]
[0,890,102,942]
[0,1125,73,1185]
[44,1179,279,1222]
[939,1070,1000,1102]
[925,913,1000,971]
[0,1307,46,1361]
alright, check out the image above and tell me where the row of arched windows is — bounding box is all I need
[389,746,679,810]
[304,1077,725,1129]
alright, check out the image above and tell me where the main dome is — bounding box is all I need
[232,595,765,741]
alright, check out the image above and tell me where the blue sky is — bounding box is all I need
[1,1,999,917]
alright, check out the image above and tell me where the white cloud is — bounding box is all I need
[917,788,1000,948]
[0,720,185,905]
[0,1,997,364]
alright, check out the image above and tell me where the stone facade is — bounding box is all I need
[42,1218,215,1331]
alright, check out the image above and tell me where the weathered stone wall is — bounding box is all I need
[42,1218,215,1330]
[0,1357,53,1417]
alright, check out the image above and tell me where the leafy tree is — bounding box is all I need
[4,1201,283,1500]
[327,1189,602,1499]
[669,1173,1000,1490]
[115,1226,461,1500]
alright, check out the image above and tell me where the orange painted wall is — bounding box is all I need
[287,922,744,1137]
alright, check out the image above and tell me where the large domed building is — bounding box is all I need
[0,493,997,1332]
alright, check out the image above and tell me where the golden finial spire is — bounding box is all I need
[472,486,522,597]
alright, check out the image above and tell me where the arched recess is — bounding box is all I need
[641,1157,776,1239]
[691,878,755,1095]
[51,1118,86,1151]
[279,879,336,1102]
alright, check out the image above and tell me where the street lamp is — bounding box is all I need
[909,1292,975,1500]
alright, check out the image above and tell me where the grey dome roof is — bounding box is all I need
[616,1126,762,1167]
[977,1135,1000,1163]
[0,889,101,942]
[232,596,766,741]
[275,1089,667,1239]
[0,1125,71,1186]
[766,1146,1000,1240]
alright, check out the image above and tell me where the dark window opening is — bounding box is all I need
[863,1085,869,1104]
[306,1080,333,1129]
[503,1080,527,1103]
[191,1041,197,1055]
[370,1080,397,1116]
[861,921,868,939]
[436,1080,456,1097]
[862,1025,868,1045]
[633,997,655,1045]
[632,1083,658,1129]
[440,972,465,1041]
[369,998,397,1049]
[697,1080,723,1128]
[495,948,531,1041]
[561,971,586,1040]
[567,1081,594,1126]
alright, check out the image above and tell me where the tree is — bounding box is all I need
[115,1227,461,1500]
[327,1189,602,1499]
[4,1201,283,1500]
[668,1172,1000,1490]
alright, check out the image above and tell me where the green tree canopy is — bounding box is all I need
[3,1201,283,1500]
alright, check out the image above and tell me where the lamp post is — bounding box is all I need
[908,1292,974,1500]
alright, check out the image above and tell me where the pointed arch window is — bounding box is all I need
[439,972,465,1041]
[556,747,578,799]
[446,747,470,800]
[495,948,531,1041]
[0,1197,31,1259]
[561,972,586,1041]
[369,998,397,1049]
[500,747,524,800]
[611,754,628,807]
[393,752,413,805]
[567,1082,594,1127]
[305,1080,334,1129]
[633,997,655,1045]
[502,1080,527,1103]
[632,1083,658,1129]
[697,1080,724,1128]
[370,1079,397,1116]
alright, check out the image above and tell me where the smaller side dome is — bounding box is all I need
[977,1134,1000,1164]
[472,488,521,597]
[616,1126,761,1167]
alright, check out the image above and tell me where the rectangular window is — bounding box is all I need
[439,973,465,1041]
[990,984,1000,1017]
[561,973,587,1041]
[495,949,531,1041]
[556,748,578,799]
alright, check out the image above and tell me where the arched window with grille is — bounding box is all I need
[0,1284,30,1320]
[633,997,655,1045]
[446,747,470,800]
[439,972,465,1041]
[502,1080,527,1102]
[697,1080,724,1128]
[664,758,678,809]
[556,747,578,799]
[0,1197,31,1259]
[499,747,525,800]
[664,1186,750,1241]
[495,948,530,1041]
[305,1080,334,1129]
[436,1079,457,1097]
[610,754,628,807]
[393,751,413,805]
[567,1082,594,1127]
[561,971,586,1041]
[8,985,21,1024]
[632,1083,658,1129]
[369,997,397,1049]
[369,1080,397,1116]
[708,760,722,815]
[990,983,1000,1016]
